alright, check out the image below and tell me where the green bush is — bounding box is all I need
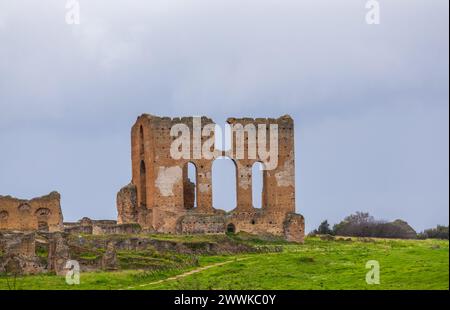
[418,225,449,240]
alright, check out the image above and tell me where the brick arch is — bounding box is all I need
[0,210,8,220]
[182,161,198,209]
[139,125,145,156]
[18,203,31,213]
[35,207,51,217]
[35,208,51,232]
[117,114,303,242]
[226,223,236,233]
[251,161,265,209]
[139,160,147,207]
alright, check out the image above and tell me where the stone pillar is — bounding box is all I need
[116,183,137,224]
[284,213,305,243]
[196,162,213,212]
[235,161,253,211]
[48,233,70,275]
[101,241,118,270]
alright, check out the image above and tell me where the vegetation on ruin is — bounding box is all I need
[0,235,448,290]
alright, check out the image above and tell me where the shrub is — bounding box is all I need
[418,225,449,240]
[311,220,334,236]
[332,212,417,239]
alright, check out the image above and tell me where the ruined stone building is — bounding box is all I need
[0,113,305,275]
[117,114,305,242]
[0,192,63,232]
[0,114,304,244]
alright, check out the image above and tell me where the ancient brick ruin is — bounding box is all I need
[0,114,304,245]
[117,114,305,242]
[0,114,304,275]
[0,192,63,232]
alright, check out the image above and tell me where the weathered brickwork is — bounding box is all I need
[0,192,63,232]
[117,114,305,242]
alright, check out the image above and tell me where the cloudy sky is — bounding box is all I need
[0,0,448,232]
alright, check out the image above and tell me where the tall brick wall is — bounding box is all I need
[117,114,304,242]
[226,115,295,213]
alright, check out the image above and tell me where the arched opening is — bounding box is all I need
[183,162,197,209]
[139,126,145,156]
[252,162,264,209]
[140,160,147,207]
[35,208,51,217]
[0,211,8,225]
[226,223,236,234]
[18,203,31,214]
[212,157,237,212]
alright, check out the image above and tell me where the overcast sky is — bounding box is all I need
[0,0,448,232]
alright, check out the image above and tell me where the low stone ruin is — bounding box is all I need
[63,217,141,235]
[0,232,44,275]
[0,231,275,275]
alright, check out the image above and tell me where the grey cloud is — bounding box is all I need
[0,0,448,232]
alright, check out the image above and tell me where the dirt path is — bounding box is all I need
[121,257,249,290]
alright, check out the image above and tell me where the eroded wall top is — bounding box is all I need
[0,192,64,232]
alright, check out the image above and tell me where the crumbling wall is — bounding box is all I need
[117,184,138,224]
[0,232,45,275]
[0,192,63,232]
[283,213,305,243]
[48,232,70,275]
[182,163,196,210]
[227,115,296,213]
[178,214,226,234]
[117,114,304,243]
[64,218,141,235]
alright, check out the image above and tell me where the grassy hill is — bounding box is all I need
[0,235,448,290]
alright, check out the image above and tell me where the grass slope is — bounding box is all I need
[0,236,448,290]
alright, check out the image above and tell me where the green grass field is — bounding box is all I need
[0,237,448,290]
